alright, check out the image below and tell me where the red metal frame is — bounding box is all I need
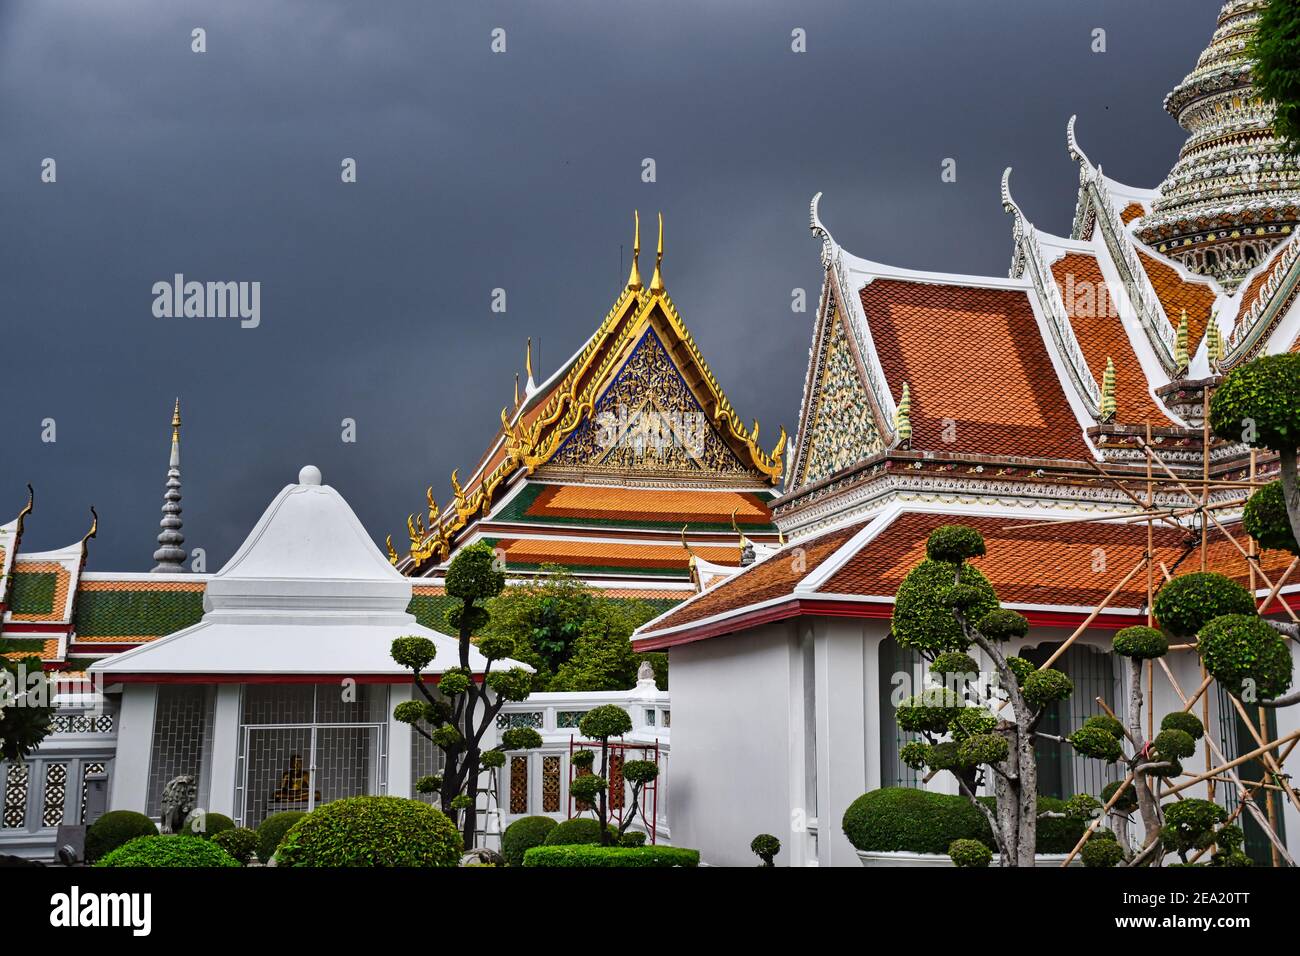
[567,737,661,845]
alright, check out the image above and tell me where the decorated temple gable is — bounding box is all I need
[792,298,884,487]
[547,326,750,478]
[397,213,785,583]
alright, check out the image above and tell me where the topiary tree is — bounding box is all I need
[1251,0,1300,156]
[391,542,539,847]
[750,833,780,866]
[889,525,1083,866]
[1211,354,1300,557]
[948,838,992,868]
[0,643,54,762]
[575,704,635,846]
[542,816,616,847]
[275,795,462,867]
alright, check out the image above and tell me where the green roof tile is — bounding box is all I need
[74,588,205,638]
[10,572,56,615]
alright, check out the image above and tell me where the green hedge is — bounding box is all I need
[86,811,158,863]
[97,835,240,868]
[502,815,558,867]
[542,817,617,846]
[842,788,1084,854]
[523,845,699,867]
[276,796,462,867]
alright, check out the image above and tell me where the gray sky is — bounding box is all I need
[0,0,1217,570]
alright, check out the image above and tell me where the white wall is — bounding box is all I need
[108,684,156,813]
[668,622,797,867]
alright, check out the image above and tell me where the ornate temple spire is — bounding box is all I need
[1207,313,1226,368]
[649,212,665,293]
[151,398,187,572]
[626,210,643,291]
[1174,309,1191,374]
[1135,1,1300,288]
[893,382,912,449]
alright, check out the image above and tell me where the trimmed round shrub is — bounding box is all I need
[543,817,617,847]
[523,845,698,867]
[479,749,506,770]
[977,608,1029,642]
[571,749,595,769]
[930,652,979,677]
[501,815,557,867]
[501,726,543,750]
[1006,656,1034,683]
[97,835,239,868]
[1198,613,1293,701]
[1068,725,1123,762]
[750,833,780,865]
[1209,353,1300,451]
[1113,626,1168,660]
[568,774,607,802]
[577,705,632,740]
[1160,711,1205,740]
[1244,481,1300,555]
[444,541,506,603]
[941,583,988,610]
[211,827,257,865]
[1081,836,1124,868]
[276,796,462,867]
[891,560,998,654]
[842,788,990,854]
[958,733,1008,767]
[927,525,986,563]
[1153,728,1196,761]
[1102,780,1139,813]
[1154,572,1256,638]
[1064,793,1102,820]
[896,686,964,733]
[900,741,931,770]
[1031,797,1088,853]
[181,810,234,839]
[619,830,647,847]
[1215,824,1245,853]
[948,838,991,868]
[1147,758,1183,778]
[1082,714,1125,739]
[1162,798,1226,854]
[927,741,962,771]
[256,810,307,863]
[1022,668,1073,708]
[85,810,159,863]
[951,707,998,738]
[622,760,659,784]
[391,634,436,671]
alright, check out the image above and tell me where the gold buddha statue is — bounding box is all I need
[272,755,320,804]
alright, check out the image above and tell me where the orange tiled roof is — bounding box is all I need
[860,280,1093,461]
[640,520,869,632]
[1051,253,1173,425]
[2,639,60,661]
[78,579,206,593]
[819,513,1294,608]
[1137,252,1217,349]
[1120,202,1147,225]
[491,537,738,572]
[521,484,771,527]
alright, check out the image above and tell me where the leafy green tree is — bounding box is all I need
[1251,0,1300,155]
[484,566,659,691]
[390,543,539,847]
[0,643,54,761]
[573,704,660,847]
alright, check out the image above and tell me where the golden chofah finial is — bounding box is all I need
[18,482,34,525]
[386,535,398,565]
[80,506,98,548]
[525,337,533,381]
[730,507,752,550]
[407,513,420,547]
[626,210,643,290]
[679,523,697,560]
[514,372,520,408]
[649,212,665,292]
[427,487,439,530]
[171,397,182,444]
[451,468,467,509]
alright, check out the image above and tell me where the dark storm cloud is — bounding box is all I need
[0,0,1215,569]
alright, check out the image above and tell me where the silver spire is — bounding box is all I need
[151,398,187,572]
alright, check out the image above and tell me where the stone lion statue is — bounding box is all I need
[460,847,506,867]
[159,775,197,834]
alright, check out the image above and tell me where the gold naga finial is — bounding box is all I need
[407,513,420,549]
[17,482,34,525]
[1206,311,1224,368]
[626,210,643,290]
[1174,309,1190,373]
[514,372,520,408]
[171,397,182,444]
[771,426,788,466]
[386,535,398,565]
[525,337,533,381]
[730,507,752,549]
[450,468,468,512]
[79,505,98,549]
[1100,356,1117,422]
[894,383,913,448]
[427,487,439,530]
[649,212,665,292]
[679,523,697,560]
